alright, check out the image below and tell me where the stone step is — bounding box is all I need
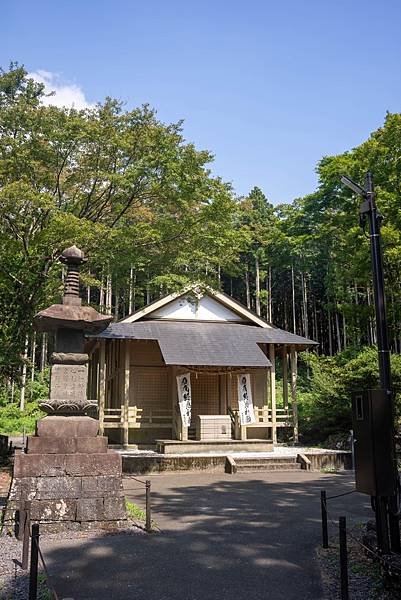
[235,462,302,472]
[235,456,297,465]
[231,456,303,473]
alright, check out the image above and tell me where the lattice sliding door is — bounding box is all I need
[191,373,220,418]
[131,367,169,409]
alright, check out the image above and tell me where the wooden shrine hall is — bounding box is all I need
[87,285,317,453]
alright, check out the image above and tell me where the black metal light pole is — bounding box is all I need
[341,172,400,553]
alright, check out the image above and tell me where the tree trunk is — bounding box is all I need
[31,332,36,384]
[284,295,288,330]
[319,312,324,355]
[328,308,333,356]
[255,256,261,316]
[129,267,134,314]
[19,335,29,411]
[106,274,112,315]
[335,308,342,353]
[245,269,251,309]
[313,297,319,345]
[99,275,105,313]
[267,266,272,322]
[40,333,47,372]
[354,281,360,346]
[343,314,347,349]
[301,271,308,338]
[114,287,119,319]
[291,266,296,334]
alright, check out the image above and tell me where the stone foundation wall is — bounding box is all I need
[4,417,126,533]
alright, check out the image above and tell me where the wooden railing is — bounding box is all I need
[103,407,172,429]
[103,408,123,427]
[254,406,293,427]
[275,408,294,426]
[102,405,293,432]
[227,406,294,430]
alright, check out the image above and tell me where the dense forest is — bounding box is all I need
[1,64,401,440]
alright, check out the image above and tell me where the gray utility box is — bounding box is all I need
[351,389,395,496]
[196,415,232,441]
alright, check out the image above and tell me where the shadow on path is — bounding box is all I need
[33,471,371,600]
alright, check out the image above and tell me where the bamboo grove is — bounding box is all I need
[1,64,401,404]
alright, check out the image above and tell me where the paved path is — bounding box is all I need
[39,471,371,600]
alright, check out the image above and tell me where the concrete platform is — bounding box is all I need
[121,447,352,475]
[155,438,273,454]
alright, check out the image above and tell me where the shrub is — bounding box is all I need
[297,347,401,443]
[0,369,48,435]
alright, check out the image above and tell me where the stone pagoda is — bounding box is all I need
[6,246,126,532]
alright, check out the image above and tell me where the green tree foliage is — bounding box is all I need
[297,348,401,442]
[0,369,48,434]
[0,63,241,379]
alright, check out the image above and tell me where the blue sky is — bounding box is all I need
[3,1,401,204]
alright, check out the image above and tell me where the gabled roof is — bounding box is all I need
[119,283,272,328]
[92,321,317,366]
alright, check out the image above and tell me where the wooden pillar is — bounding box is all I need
[123,340,130,448]
[98,340,106,435]
[290,345,299,443]
[219,373,227,415]
[282,345,288,410]
[171,366,179,440]
[269,344,277,444]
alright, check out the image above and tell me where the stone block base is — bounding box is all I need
[4,416,126,532]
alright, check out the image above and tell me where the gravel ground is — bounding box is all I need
[0,535,47,600]
[317,522,401,599]
[0,524,143,600]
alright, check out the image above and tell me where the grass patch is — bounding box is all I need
[320,466,339,473]
[125,498,158,531]
[125,499,146,521]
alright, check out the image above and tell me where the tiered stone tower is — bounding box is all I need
[6,246,126,532]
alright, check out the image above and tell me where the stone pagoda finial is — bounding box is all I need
[60,245,87,305]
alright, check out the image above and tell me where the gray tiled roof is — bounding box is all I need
[91,321,317,367]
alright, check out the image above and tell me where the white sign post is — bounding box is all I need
[176,373,192,427]
[237,373,255,425]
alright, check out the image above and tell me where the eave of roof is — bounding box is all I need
[89,321,317,367]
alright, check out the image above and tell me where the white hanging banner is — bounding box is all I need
[237,373,256,425]
[176,373,192,427]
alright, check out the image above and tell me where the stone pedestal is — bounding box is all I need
[6,417,126,533]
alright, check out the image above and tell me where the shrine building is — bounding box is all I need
[87,285,317,453]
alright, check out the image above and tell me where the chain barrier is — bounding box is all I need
[126,477,153,532]
[326,490,357,500]
[128,476,148,485]
[321,491,401,577]
[32,534,61,600]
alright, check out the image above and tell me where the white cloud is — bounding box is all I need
[28,70,95,110]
